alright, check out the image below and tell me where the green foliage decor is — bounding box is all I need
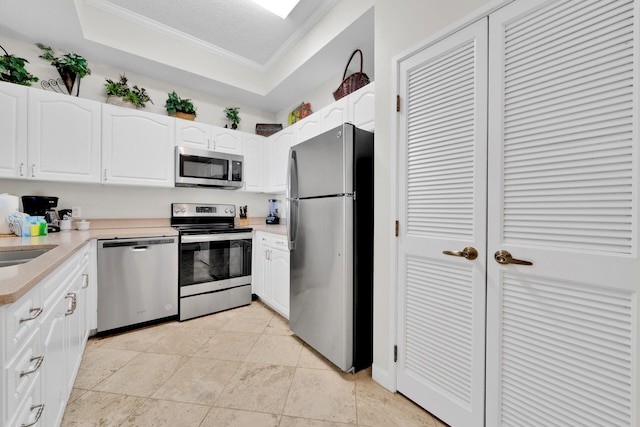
[104,74,153,108]
[0,45,38,86]
[165,91,197,116]
[36,43,91,77]
[224,107,240,128]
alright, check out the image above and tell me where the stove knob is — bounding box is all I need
[225,208,230,213]
[174,208,181,214]
[180,208,186,213]
[229,208,235,214]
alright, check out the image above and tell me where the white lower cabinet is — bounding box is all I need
[252,231,290,319]
[0,243,92,427]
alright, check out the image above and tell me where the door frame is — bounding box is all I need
[380,0,514,395]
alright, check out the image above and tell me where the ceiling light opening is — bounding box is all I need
[250,0,300,19]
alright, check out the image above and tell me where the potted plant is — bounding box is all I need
[0,45,38,86]
[104,74,153,109]
[165,91,197,120]
[36,43,91,96]
[224,107,240,129]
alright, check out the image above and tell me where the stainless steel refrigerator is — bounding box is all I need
[287,123,374,372]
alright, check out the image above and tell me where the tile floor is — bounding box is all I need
[62,300,446,427]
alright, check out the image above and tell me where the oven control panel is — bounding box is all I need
[172,203,235,217]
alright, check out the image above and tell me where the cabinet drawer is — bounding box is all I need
[1,284,41,365]
[5,377,43,427]
[4,333,43,422]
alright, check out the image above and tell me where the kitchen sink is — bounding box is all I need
[0,248,52,268]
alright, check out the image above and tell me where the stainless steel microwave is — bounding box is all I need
[175,146,244,189]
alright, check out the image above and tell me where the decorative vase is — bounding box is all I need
[56,66,77,96]
[171,111,196,121]
[106,95,136,109]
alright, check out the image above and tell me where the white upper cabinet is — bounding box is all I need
[294,114,322,145]
[269,127,294,193]
[212,126,243,154]
[242,133,267,193]
[0,82,27,179]
[102,104,175,187]
[28,90,102,183]
[320,96,349,131]
[348,82,375,131]
[174,119,213,150]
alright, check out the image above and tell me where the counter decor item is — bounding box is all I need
[288,102,311,125]
[239,205,248,226]
[255,123,283,136]
[105,74,153,109]
[224,107,240,129]
[0,44,38,86]
[332,49,370,101]
[76,220,90,230]
[165,91,197,120]
[36,43,91,96]
[0,194,19,235]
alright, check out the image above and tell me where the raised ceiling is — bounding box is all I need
[0,0,375,112]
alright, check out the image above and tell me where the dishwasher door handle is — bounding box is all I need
[130,246,149,251]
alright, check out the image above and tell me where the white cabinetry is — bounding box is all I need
[28,90,102,183]
[102,104,175,187]
[319,96,349,131]
[242,133,268,193]
[0,82,27,179]
[348,82,375,131]
[212,127,242,154]
[268,128,294,193]
[0,82,101,183]
[1,243,92,427]
[175,119,212,149]
[252,231,290,319]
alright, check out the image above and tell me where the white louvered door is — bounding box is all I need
[396,19,488,427]
[486,1,639,426]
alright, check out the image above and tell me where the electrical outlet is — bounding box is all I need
[71,206,82,218]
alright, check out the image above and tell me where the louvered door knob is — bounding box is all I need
[494,250,532,266]
[442,247,478,260]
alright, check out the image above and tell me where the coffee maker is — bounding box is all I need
[21,196,61,232]
[266,199,280,224]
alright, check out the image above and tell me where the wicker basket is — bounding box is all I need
[333,49,370,101]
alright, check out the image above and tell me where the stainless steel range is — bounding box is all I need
[171,203,253,321]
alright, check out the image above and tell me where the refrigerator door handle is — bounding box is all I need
[287,149,299,250]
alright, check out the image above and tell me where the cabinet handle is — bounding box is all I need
[103,169,107,182]
[21,404,45,427]
[19,163,25,176]
[31,164,36,178]
[65,292,77,316]
[82,273,89,289]
[19,307,43,323]
[20,356,45,377]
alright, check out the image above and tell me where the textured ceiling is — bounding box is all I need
[104,0,336,67]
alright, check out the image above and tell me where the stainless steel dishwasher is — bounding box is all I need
[97,236,178,333]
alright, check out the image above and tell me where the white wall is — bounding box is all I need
[0,35,276,133]
[0,178,274,219]
[372,0,495,389]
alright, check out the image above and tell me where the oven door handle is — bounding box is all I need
[181,232,253,243]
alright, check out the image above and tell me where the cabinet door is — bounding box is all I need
[320,97,348,131]
[175,119,212,149]
[252,233,267,297]
[213,126,242,154]
[0,82,28,179]
[242,133,267,192]
[28,89,101,183]
[269,246,290,319]
[268,129,294,193]
[294,115,322,145]
[486,1,639,426]
[102,104,175,187]
[348,82,375,131]
[396,18,488,427]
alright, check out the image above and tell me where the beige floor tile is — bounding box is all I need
[280,416,355,426]
[152,357,240,405]
[355,368,436,427]
[98,323,172,351]
[61,390,146,427]
[173,309,237,330]
[201,407,281,427]
[68,388,88,404]
[221,308,274,333]
[146,327,215,356]
[195,330,259,361]
[297,343,340,371]
[82,336,104,354]
[244,334,303,366]
[283,367,357,424]
[263,313,293,335]
[72,347,140,390]
[118,398,210,427]
[215,362,295,414]
[93,352,188,397]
